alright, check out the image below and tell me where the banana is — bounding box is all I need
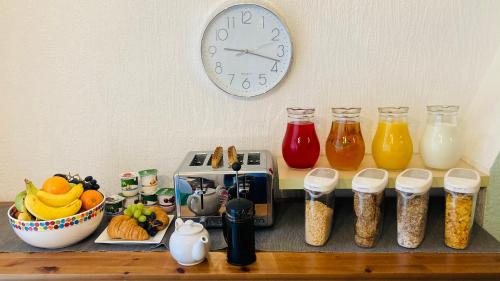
[25,179,39,196]
[24,179,83,207]
[15,191,27,212]
[17,212,33,221]
[24,193,82,221]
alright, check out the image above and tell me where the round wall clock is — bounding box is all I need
[201,3,292,98]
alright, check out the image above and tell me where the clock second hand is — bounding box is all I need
[223,48,280,62]
[236,42,275,56]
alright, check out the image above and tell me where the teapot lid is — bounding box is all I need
[225,198,253,220]
[175,219,204,235]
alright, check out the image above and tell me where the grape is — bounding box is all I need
[94,184,100,190]
[123,209,132,217]
[84,176,93,181]
[143,209,152,216]
[133,210,141,219]
[136,203,144,210]
[149,212,156,220]
[128,205,136,213]
[138,215,147,222]
[138,222,147,229]
[69,179,80,184]
[90,179,97,185]
[148,229,158,237]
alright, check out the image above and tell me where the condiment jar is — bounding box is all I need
[444,168,481,249]
[304,168,339,246]
[282,107,320,169]
[395,168,433,248]
[372,107,413,170]
[325,107,365,170]
[420,105,462,170]
[352,168,388,248]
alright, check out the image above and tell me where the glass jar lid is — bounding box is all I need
[304,168,339,193]
[352,168,388,193]
[332,107,361,119]
[444,168,480,194]
[396,168,433,194]
[426,105,459,114]
[378,106,409,114]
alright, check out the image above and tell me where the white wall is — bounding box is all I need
[1,0,500,200]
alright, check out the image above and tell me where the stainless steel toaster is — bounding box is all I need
[173,150,277,227]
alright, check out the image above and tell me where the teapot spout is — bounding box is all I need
[191,235,209,262]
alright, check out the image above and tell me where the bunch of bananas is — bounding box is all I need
[15,179,83,221]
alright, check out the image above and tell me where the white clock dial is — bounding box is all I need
[201,3,292,98]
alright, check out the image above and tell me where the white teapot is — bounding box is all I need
[169,218,210,266]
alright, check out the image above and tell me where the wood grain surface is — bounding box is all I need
[0,251,499,280]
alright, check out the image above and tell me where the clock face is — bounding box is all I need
[201,4,292,98]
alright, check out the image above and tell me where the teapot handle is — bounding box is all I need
[187,194,198,214]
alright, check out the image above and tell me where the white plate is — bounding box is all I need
[95,215,174,245]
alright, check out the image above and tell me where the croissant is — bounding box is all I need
[148,206,169,231]
[107,215,149,240]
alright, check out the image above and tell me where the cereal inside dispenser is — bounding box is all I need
[304,168,339,246]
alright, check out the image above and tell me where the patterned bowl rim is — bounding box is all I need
[7,191,106,225]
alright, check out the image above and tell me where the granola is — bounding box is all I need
[397,192,429,248]
[353,191,384,248]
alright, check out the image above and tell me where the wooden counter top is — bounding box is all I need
[278,154,490,190]
[1,251,500,280]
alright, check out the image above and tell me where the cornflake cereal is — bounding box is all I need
[445,192,474,249]
[353,191,383,248]
[305,200,334,246]
[397,192,429,248]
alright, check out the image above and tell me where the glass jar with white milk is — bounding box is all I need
[420,105,462,170]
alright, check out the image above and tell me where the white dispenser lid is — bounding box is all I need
[395,168,433,194]
[444,168,481,194]
[304,168,339,193]
[352,168,388,193]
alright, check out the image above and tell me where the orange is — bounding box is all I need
[80,190,104,211]
[42,176,71,194]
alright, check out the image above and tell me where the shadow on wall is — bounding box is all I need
[485,152,500,240]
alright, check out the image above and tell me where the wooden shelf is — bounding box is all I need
[278,154,489,190]
[1,251,499,280]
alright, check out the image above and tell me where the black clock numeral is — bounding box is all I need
[262,16,265,29]
[271,61,278,72]
[208,46,217,57]
[242,78,251,89]
[226,16,235,29]
[277,45,284,57]
[242,11,252,24]
[216,28,229,41]
[228,73,235,85]
[271,28,280,41]
[259,74,267,85]
[215,62,223,74]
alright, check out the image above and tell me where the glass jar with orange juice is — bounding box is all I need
[325,108,365,170]
[372,107,413,170]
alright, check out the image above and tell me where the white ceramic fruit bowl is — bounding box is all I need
[7,194,105,249]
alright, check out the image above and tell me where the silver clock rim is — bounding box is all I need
[200,2,293,98]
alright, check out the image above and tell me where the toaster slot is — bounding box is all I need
[189,153,207,166]
[237,153,244,164]
[247,152,261,165]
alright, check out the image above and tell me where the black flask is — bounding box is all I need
[222,163,256,266]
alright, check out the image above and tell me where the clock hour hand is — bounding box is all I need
[224,47,246,54]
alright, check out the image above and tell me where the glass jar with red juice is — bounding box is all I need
[282,107,320,169]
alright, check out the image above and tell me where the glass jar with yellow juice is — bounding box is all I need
[372,107,413,170]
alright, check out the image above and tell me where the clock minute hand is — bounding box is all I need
[245,50,280,62]
[236,42,275,56]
